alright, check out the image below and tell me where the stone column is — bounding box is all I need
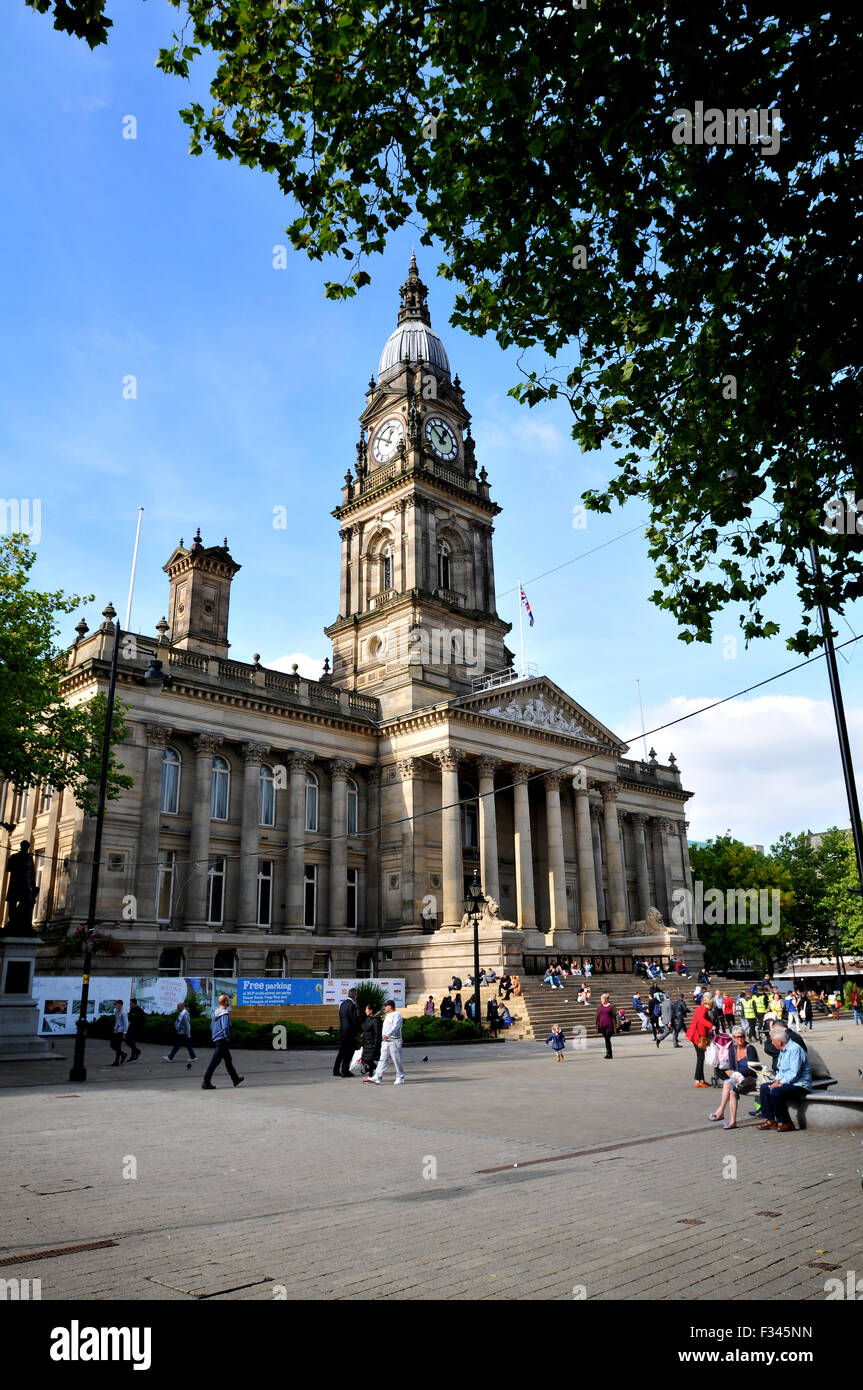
[365,769,381,935]
[678,818,695,938]
[396,758,422,928]
[658,819,676,927]
[135,724,172,921]
[339,526,352,616]
[329,757,356,933]
[600,781,628,937]
[513,764,536,929]
[476,757,501,906]
[238,742,270,929]
[543,771,568,933]
[287,750,314,929]
[591,804,606,926]
[434,749,464,928]
[574,785,599,935]
[631,813,652,921]
[185,733,222,926]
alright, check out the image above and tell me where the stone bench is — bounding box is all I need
[786,1091,863,1131]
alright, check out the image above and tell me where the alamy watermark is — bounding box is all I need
[0,499,42,544]
[672,881,780,936]
[671,102,781,157]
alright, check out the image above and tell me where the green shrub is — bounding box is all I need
[354,982,387,1015]
[402,1016,479,1045]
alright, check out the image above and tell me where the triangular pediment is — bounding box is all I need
[456,676,627,751]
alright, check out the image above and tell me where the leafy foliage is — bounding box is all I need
[0,534,132,824]
[689,835,793,972]
[25,4,863,650]
[24,0,111,48]
[353,981,387,1015]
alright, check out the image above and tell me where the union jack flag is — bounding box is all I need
[520,584,534,627]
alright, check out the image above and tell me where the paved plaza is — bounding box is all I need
[1,1022,861,1302]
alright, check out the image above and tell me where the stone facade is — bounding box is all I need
[0,260,702,993]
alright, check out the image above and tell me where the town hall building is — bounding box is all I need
[1,258,702,991]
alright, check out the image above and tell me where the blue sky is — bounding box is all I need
[2,0,862,844]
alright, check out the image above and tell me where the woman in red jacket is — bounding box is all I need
[686,991,714,1087]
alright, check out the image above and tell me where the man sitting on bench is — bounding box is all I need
[758,1025,812,1132]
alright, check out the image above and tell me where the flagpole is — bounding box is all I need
[518,576,526,678]
[636,679,648,760]
[124,506,144,631]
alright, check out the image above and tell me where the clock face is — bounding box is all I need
[425,416,458,461]
[372,417,404,463]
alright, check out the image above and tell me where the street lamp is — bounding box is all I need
[827,916,844,1005]
[69,616,170,1082]
[462,870,486,1037]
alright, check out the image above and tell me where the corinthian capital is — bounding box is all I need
[600,780,619,804]
[433,748,465,773]
[144,723,172,748]
[287,749,315,773]
[543,770,567,792]
[329,757,357,782]
[193,732,223,757]
[513,763,535,783]
[242,741,270,766]
[476,757,502,780]
[396,758,419,781]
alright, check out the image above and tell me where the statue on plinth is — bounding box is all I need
[4,841,37,932]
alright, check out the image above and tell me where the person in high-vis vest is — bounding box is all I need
[742,992,758,1041]
[753,990,770,1039]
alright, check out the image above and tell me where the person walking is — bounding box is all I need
[757,1025,812,1131]
[110,999,128,1067]
[686,991,714,1087]
[333,987,359,1078]
[785,987,800,1030]
[201,994,244,1090]
[545,1024,566,1062]
[360,1003,382,1075]
[364,999,406,1084]
[655,993,673,1046]
[126,996,146,1063]
[799,990,814,1032]
[163,1001,198,1065]
[670,993,688,1047]
[753,989,770,1041]
[595,993,620,1059]
[742,991,758,1041]
[850,985,862,1027]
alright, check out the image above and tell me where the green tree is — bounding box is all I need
[688,835,793,972]
[0,534,132,826]
[772,827,863,958]
[26,0,863,653]
[816,827,863,956]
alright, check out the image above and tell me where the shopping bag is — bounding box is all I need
[349,1048,363,1076]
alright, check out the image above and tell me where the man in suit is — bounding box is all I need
[333,988,359,1077]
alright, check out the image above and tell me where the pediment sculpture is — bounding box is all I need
[483,695,596,740]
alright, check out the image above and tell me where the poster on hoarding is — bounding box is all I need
[321,978,405,1007]
[33,977,134,1034]
[236,978,325,1007]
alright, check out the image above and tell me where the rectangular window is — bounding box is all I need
[257,859,273,928]
[155,850,175,924]
[207,856,225,926]
[260,775,275,827]
[40,784,53,815]
[19,787,30,822]
[304,864,317,928]
[346,867,358,931]
[34,851,44,908]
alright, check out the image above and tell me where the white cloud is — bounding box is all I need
[640,693,863,847]
[268,651,326,680]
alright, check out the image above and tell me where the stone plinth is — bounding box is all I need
[0,937,54,1056]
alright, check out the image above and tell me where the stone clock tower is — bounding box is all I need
[325,256,513,717]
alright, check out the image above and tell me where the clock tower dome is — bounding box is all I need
[325,256,513,717]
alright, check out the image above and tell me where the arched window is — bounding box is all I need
[438,540,451,590]
[305,769,319,832]
[259,764,275,827]
[346,778,358,836]
[160,747,181,815]
[211,756,230,821]
[382,543,393,592]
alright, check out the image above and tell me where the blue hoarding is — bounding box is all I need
[236,978,325,1007]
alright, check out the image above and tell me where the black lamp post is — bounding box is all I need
[463,870,486,1037]
[69,618,169,1082]
[827,916,844,1005]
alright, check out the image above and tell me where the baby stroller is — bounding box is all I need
[707,1032,734,1087]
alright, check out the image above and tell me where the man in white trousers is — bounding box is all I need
[363,999,405,1085]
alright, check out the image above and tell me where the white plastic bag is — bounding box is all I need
[704,1042,718,1068]
[349,1048,363,1076]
